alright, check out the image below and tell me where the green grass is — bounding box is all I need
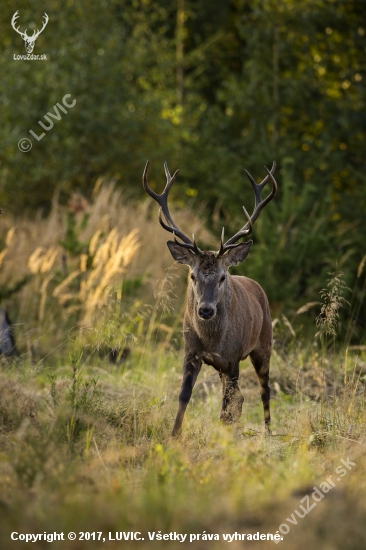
[1,175,365,549]
[0,340,365,549]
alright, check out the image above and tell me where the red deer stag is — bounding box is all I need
[143,160,277,436]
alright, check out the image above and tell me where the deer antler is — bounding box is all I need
[11,11,26,38]
[11,11,48,40]
[33,13,49,39]
[143,161,203,256]
[216,162,277,256]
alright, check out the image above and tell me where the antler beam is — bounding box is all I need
[143,161,203,256]
[11,11,26,37]
[217,162,277,256]
[34,13,49,39]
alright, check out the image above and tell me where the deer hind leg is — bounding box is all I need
[171,354,202,437]
[249,349,271,434]
[219,363,244,424]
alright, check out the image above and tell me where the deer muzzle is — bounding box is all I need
[198,303,216,320]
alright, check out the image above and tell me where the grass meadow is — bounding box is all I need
[0,183,365,549]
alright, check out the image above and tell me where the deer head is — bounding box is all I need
[143,161,277,320]
[11,11,49,54]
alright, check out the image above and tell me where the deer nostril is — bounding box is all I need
[198,306,214,319]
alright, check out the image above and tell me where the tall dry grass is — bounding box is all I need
[0,180,212,355]
[0,181,212,283]
[0,184,366,550]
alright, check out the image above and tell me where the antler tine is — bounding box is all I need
[163,161,178,186]
[11,11,25,36]
[142,160,157,199]
[143,160,203,255]
[143,160,175,201]
[192,234,202,256]
[217,206,253,255]
[244,161,276,193]
[173,233,203,256]
[217,162,277,254]
[11,10,18,24]
[262,164,278,203]
[242,205,253,234]
[35,13,49,38]
[216,227,225,257]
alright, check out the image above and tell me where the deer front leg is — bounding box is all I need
[219,363,244,424]
[172,354,202,437]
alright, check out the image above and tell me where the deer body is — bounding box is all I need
[185,274,271,365]
[143,161,277,436]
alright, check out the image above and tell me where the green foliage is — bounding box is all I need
[60,211,90,256]
[67,349,101,413]
[1,0,365,338]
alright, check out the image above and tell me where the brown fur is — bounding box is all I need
[168,243,272,436]
[142,159,277,437]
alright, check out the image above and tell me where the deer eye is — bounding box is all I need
[220,275,226,283]
[190,274,196,282]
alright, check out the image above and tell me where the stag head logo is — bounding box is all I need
[11,11,49,54]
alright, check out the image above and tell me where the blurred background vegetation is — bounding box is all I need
[1,5,366,546]
[0,0,365,342]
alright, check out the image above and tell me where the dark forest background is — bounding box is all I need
[1,0,366,340]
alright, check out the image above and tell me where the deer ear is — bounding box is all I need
[223,240,253,267]
[166,241,197,267]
